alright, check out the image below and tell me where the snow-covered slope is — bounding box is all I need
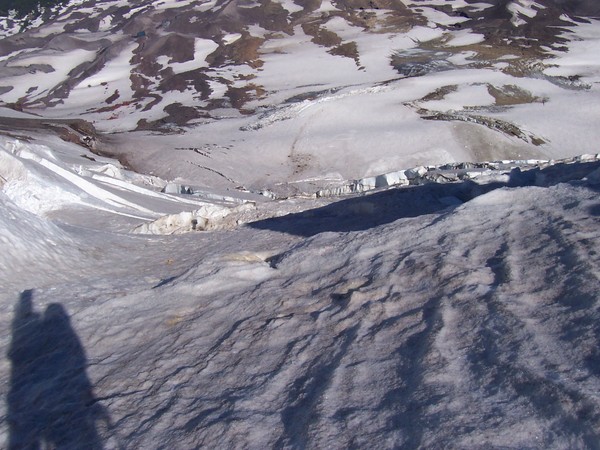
[1,0,600,195]
[1,145,599,447]
[2,0,600,448]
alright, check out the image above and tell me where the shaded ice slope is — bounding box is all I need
[0,191,88,288]
[1,166,599,448]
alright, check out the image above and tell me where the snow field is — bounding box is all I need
[1,48,97,104]
[1,1,600,447]
[0,191,86,292]
[0,136,248,232]
[543,19,600,83]
[3,173,599,447]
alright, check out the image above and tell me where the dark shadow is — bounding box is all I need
[252,176,505,237]
[152,276,177,289]
[7,290,110,449]
[249,180,492,237]
[507,160,600,188]
[589,203,600,217]
[248,160,600,237]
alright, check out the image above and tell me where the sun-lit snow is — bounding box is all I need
[157,38,219,74]
[444,30,486,47]
[153,0,199,11]
[1,48,97,103]
[508,0,545,27]
[278,0,304,14]
[0,136,249,227]
[419,83,496,111]
[1,132,599,447]
[1,0,600,447]
[222,33,242,45]
[543,19,600,82]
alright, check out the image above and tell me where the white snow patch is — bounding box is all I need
[415,6,471,27]
[507,0,545,27]
[444,30,485,47]
[543,19,600,83]
[223,33,242,45]
[154,0,199,10]
[159,38,219,74]
[0,48,97,103]
[420,83,496,111]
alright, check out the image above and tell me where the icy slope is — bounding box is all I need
[1,154,599,448]
[0,134,263,233]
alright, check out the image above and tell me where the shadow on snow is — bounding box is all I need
[247,161,600,237]
[6,290,111,449]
